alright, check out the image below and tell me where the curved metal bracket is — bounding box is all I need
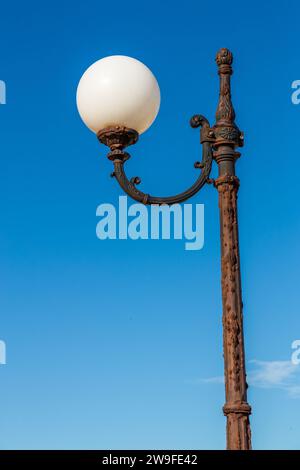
[97,116,213,205]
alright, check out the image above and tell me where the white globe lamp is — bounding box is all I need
[76,55,160,135]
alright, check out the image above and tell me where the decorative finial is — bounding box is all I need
[216,48,233,66]
[213,48,243,148]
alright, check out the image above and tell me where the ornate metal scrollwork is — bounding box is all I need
[94,48,252,450]
[97,116,213,205]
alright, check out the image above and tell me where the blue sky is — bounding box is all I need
[0,0,300,450]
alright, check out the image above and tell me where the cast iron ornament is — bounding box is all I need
[96,48,252,450]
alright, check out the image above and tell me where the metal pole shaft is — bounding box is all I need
[213,49,252,450]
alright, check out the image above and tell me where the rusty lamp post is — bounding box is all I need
[76,48,252,450]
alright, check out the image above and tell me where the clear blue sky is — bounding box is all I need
[0,0,300,450]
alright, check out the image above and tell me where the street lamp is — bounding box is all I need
[76,48,252,450]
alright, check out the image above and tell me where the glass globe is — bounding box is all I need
[76,55,161,135]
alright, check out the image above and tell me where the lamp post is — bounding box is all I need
[76,48,252,450]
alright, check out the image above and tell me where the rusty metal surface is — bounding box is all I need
[97,126,138,162]
[99,116,213,205]
[213,49,252,450]
[96,48,252,450]
[215,175,251,450]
